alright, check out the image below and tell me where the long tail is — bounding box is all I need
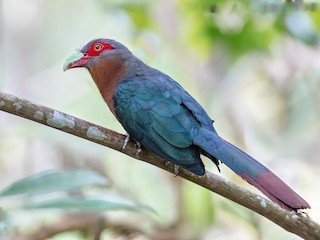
[193,128,310,211]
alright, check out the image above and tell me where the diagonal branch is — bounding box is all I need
[0,91,319,240]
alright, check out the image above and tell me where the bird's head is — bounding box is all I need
[63,38,131,72]
[63,39,137,112]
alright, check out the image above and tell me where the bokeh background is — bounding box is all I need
[0,0,320,239]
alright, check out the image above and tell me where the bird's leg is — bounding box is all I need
[122,133,130,150]
[173,164,179,176]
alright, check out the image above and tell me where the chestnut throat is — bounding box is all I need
[88,58,126,116]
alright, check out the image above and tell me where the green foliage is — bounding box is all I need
[122,4,152,29]
[25,198,155,213]
[0,170,155,232]
[0,170,108,197]
[282,10,318,45]
[178,0,319,56]
[98,0,154,29]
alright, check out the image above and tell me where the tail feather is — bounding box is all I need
[194,128,310,211]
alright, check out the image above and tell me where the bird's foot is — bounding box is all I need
[122,134,130,150]
[164,162,179,176]
[123,134,142,156]
[134,140,142,157]
[173,164,179,176]
[135,141,141,152]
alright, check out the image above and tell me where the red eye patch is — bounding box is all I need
[86,43,113,57]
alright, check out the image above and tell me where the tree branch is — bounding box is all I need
[0,91,319,240]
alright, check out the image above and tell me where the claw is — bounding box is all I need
[122,134,130,150]
[135,141,141,151]
[164,162,179,176]
[134,140,142,156]
[173,164,179,176]
[133,139,142,156]
[123,134,142,156]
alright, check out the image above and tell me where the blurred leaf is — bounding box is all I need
[0,170,108,197]
[0,208,9,232]
[285,11,319,45]
[122,4,151,29]
[98,0,153,30]
[309,9,320,31]
[25,198,156,214]
[182,181,215,231]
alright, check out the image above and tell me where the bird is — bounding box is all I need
[63,38,310,211]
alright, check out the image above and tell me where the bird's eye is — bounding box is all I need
[93,43,103,52]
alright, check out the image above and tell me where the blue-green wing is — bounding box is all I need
[114,76,211,174]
